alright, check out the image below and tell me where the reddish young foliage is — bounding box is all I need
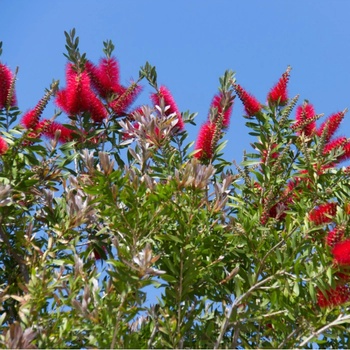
[150,86,184,131]
[194,121,216,161]
[234,83,261,117]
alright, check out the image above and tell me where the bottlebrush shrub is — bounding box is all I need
[2,30,350,349]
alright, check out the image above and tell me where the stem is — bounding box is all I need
[176,248,184,349]
[110,293,127,349]
[298,314,350,348]
[214,272,281,349]
[0,224,29,283]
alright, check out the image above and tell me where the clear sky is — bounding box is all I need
[2,1,350,163]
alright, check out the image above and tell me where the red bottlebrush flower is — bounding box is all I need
[234,83,261,117]
[209,92,233,128]
[194,121,216,161]
[317,111,346,142]
[326,226,345,247]
[337,141,350,163]
[150,85,185,131]
[21,109,41,129]
[56,64,107,122]
[333,239,350,266]
[86,58,121,99]
[317,284,349,308]
[0,63,16,109]
[43,121,73,143]
[56,67,90,114]
[109,84,142,116]
[88,93,108,122]
[267,67,290,106]
[309,202,337,225]
[294,102,316,136]
[323,137,347,155]
[0,136,8,155]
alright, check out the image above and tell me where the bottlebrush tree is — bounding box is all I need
[1,29,350,349]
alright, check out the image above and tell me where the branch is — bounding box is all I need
[213,272,282,349]
[298,313,350,348]
[0,224,29,283]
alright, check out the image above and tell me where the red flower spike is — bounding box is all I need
[0,136,8,155]
[317,111,346,142]
[56,64,93,115]
[109,84,142,116]
[86,58,121,99]
[43,121,73,143]
[333,239,350,266]
[309,202,337,225]
[317,285,349,308]
[0,63,16,109]
[295,102,316,136]
[323,137,347,155]
[194,121,216,161]
[151,86,185,131]
[88,93,108,122]
[210,92,233,128]
[21,109,41,129]
[337,141,350,163]
[326,226,345,247]
[267,67,290,106]
[234,84,261,117]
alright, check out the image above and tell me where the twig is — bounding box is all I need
[298,313,350,348]
[0,224,29,283]
[214,272,281,349]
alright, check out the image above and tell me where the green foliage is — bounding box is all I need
[1,32,350,349]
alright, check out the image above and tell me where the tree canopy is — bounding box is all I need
[1,30,350,348]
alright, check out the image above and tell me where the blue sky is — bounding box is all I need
[2,1,350,163]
